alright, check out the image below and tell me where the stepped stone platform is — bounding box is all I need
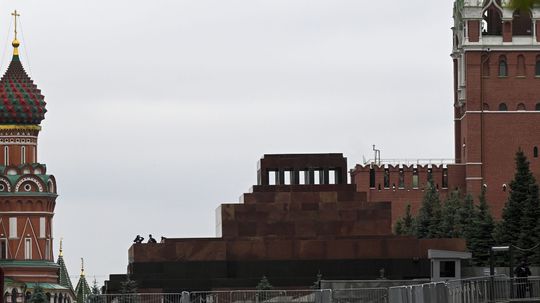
[105,154,466,292]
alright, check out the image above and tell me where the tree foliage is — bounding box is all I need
[256,276,273,290]
[91,278,101,295]
[394,204,415,236]
[497,150,538,253]
[508,0,540,10]
[29,286,47,303]
[467,188,495,266]
[415,180,442,238]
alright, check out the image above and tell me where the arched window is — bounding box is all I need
[482,57,491,76]
[482,4,503,35]
[517,55,526,76]
[499,103,508,111]
[517,103,526,110]
[513,9,533,36]
[483,103,490,110]
[536,57,540,76]
[534,146,538,158]
[536,103,540,111]
[499,56,508,77]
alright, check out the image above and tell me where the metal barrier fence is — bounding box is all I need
[88,288,389,303]
[389,276,540,303]
[92,278,540,303]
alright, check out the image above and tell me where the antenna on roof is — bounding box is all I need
[372,145,381,166]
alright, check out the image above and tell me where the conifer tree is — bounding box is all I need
[119,275,138,303]
[256,276,273,290]
[458,194,475,241]
[394,204,415,236]
[441,191,463,238]
[415,180,442,238]
[498,150,535,248]
[29,286,47,303]
[518,181,540,261]
[91,278,101,295]
[468,188,495,266]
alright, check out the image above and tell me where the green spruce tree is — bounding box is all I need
[91,278,101,295]
[468,188,495,266]
[394,204,415,236]
[119,275,138,303]
[29,286,47,303]
[256,276,273,290]
[441,192,463,238]
[458,193,475,241]
[415,180,442,238]
[498,150,536,249]
[518,181,540,262]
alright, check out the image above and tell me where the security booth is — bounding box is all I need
[429,249,472,281]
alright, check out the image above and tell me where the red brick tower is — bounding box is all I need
[0,11,73,301]
[452,0,540,217]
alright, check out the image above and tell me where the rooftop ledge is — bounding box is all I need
[462,36,539,48]
[362,158,455,166]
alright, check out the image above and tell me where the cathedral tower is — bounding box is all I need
[452,0,540,217]
[0,11,73,301]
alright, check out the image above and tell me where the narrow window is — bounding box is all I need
[517,103,526,111]
[482,58,490,76]
[442,168,449,188]
[517,55,526,76]
[40,217,46,238]
[45,239,51,260]
[499,56,508,77]
[298,171,306,185]
[369,168,376,188]
[383,168,390,188]
[398,169,405,189]
[536,103,540,111]
[534,146,538,158]
[24,238,31,259]
[499,103,508,111]
[9,217,17,238]
[427,168,433,182]
[313,170,321,185]
[21,146,26,164]
[412,169,419,189]
[536,57,540,76]
[328,170,336,185]
[0,238,7,259]
[4,146,8,166]
[268,171,276,185]
[283,171,291,185]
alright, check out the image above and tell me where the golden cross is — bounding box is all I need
[11,10,20,40]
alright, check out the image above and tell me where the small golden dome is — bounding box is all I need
[12,39,20,48]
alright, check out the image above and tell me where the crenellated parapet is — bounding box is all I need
[351,163,451,191]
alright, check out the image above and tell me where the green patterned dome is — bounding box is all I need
[0,55,46,125]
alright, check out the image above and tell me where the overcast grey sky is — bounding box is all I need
[0,0,455,286]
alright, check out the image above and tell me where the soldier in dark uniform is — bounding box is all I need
[514,259,532,298]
